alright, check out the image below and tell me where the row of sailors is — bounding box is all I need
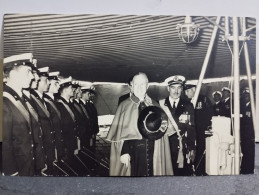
[3,53,99,176]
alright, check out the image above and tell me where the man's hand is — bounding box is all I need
[74,149,79,155]
[120,154,131,167]
[190,150,196,163]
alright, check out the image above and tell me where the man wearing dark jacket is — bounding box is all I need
[44,72,65,163]
[71,83,90,150]
[56,77,78,164]
[240,87,255,174]
[83,87,99,153]
[3,53,35,176]
[184,84,213,176]
[30,67,56,175]
[221,87,232,118]
[212,91,225,116]
[160,75,196,176]
[23,63,46,175]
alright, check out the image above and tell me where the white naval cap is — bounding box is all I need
[38,67,49,77]
[212,91,222,97]
[221,87,232,92]
[4,53,35,72]
[48,71,60,80]
[81,85,95,93]
[72,81,81,88]
[4,53,33,64]
[165,75,185,86]
[59,76,73,88]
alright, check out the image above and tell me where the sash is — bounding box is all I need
[25,101,39,122]
[73,102,84,116]
[80,104,90,119]
[3,92,31,129]
[58,99,75,122]
[31,94,50,118]
[159,99,184,168]
[44,98,61,119]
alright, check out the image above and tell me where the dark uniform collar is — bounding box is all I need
[30,89,40,98]
[164,96,170,107]
[43,93,53,101]
[35,90,44,99]
[80,99,86,105]
[23,89,31,99]
[164,96,184,109]
[224,97,230,103]
[4,85,29,110]
[4,85,23,101]
[60,96,70,104]
[74,99,80,104]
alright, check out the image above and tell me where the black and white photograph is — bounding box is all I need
[1,14,256,178]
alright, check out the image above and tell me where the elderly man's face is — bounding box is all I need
[132,75,148,100]
[168,84,182,100]
[185,87,196,99]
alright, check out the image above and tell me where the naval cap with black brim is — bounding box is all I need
[184,84,196,90]
[222,87,232,92]
[212,91,222,97]
[48,71,60,81]
[72,81,81,88]
[38,67,49,77]
[81,85,95,94]
[4,53,35,72]
[165,75,185,86]
[138,106,169,140]
[59,76,73,89]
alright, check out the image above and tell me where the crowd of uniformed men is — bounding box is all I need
[3,54,99,176]
[2,53,255,176]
